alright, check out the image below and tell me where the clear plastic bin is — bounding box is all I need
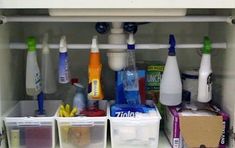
[109,101,161,148]
[4,100,61,148]
[56,100,108,148]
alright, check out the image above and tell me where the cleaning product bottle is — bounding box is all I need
[41,33,57,94]
[60,78,78,105]
[88,36,104,100]
[160,34,182,106]
[123,33,140,105]
[26,37,41,96]
[73,83,87,114]
[197,37,213,103]
[58,36,70,84]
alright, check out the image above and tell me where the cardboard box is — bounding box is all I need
[164,104,229,148]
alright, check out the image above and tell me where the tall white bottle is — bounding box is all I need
[160,35,182,106]
[26,37,41,96]
[197,37,212,103]
[41,33,57,94]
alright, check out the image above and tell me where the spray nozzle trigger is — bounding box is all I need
[27,36,36,51]
[59,36,67,53]
[202,36,212,54]
[168,34,176,56]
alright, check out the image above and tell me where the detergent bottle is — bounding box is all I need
[88,36,104,100]
[197,37,213,103]
[26,37,41,96]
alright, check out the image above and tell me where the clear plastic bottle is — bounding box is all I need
[123,33,140,105]
[73,83,87,113]
[41,33,57,94]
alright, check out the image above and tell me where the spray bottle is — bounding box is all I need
[58,36,70,84]
[123,33,140,105]
[160,34,182,106]
[26,37,41,96]
[88,36,104,100]
[197,37,213,103]
[41,33,57,94]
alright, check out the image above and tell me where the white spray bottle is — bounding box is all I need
[197,37,213,103]
[26,37,41,96]
[41,33,57,94]
[160,34,182,106]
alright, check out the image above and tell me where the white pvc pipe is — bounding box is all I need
[9,43,227,50]
[1,16,232,23]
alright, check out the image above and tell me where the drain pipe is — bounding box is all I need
[107,22,127,71]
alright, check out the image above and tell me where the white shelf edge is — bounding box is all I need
[1,16,232,23]
[0,0,234,9]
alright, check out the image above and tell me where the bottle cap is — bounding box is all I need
[168,34,176,56]
[59,36,67,53]
[202,36,212,54]
[27,36,36,52]
[71,78,79,85]
[42,33,49,53]
[91,36,99,53]
[127,33,135,50]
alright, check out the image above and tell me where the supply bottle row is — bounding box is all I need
[26,33,213,103]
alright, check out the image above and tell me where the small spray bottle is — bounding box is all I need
[197,37,213,103]
[58,36,70,84]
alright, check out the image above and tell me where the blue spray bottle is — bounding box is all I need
[123,33,140,105]
[58,36,70,84]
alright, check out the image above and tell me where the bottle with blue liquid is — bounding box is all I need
[123,33,140,105]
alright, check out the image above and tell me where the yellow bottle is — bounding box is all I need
[88,36,104,100]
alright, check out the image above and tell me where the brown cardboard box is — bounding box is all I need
[180,116,223,148]
[164,104,229,148]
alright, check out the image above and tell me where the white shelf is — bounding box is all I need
[0,0,234,9]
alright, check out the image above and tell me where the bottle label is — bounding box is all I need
[115,111,136,117]
[146,65,164,100]
[88,79,100,97]
[207,73,213,92]
[35,71,41,91]
[59,53,70,83]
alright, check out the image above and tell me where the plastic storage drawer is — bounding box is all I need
[109,101,161,148]
[56,100,108,148]
[4,100,61,148]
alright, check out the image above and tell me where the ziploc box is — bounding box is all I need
[164,104,229,148]
[115,70,146,104]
